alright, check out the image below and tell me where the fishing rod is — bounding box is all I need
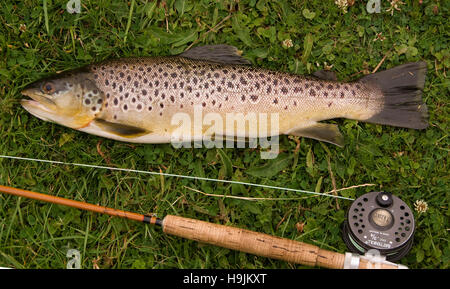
[0,185,407,269]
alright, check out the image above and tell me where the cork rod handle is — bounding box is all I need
[162,215,346,269]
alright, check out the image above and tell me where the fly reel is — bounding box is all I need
[342,191,415,262]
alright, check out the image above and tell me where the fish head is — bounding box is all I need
[21,71,103,129]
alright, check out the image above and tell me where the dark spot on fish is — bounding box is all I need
[250,95,258,102]
[352,90,356,96]
[241,95,245,101]
[160,103,164,108]
[340,92,344,98]
[195,92,200,98]
[112,83,117,89]
[284,106,288,110]
[97,99,103,104]
[163,72,168,77]
[106,93,110,99]
[187,86,192,92]
[170,72,177,78]
[327,84,333,89]
[204,82,209,89]
[305,83,309,89]
[180,104,183,108]
[294,87,302,93]
[155,80,159,87]
[309,89,316,96]
[273,98,278,104]
[336,84,341,89]
[158,68,163,73]
[148,106,152,111]
[222,69,228,74]
[123,104,128,110]
[180,92,184,98]
[143,78,148,84]
[240,77,247,85]
[231,74,236,80]
[294,101,297,106]
[217,87,221,92]
[84,99,91,105]
[284,78,290,84]
[170,95,175,103]
[356,84,361,89]
[173,83,177,89]
[328,102,333,107]
[125,92,129,98]
[214,73,220,78]
[147,67,152,72]
[91,106,97,111]
[132,98,136,103]
[134,81,139,88]
[161,93,166,99]
[267,86,272,93]
[127,76,131,81]
[227,82,234,89]
[324,92,329,97]
[255,83,260,89]
[137,104,142,110]
[315,85,321,90]
[159,112,162,116]
[225,96,229,101]
[105,80,109,86]
[119,85,123,92]
[281,87,288,94]
[94,74,98,79]
[193,77,198,84]
[119,72,124,78]
[273,79,278,85]
[164,82,168,88]
[142,89,147,96]
[202,102,206,107]
[113,98,119,106]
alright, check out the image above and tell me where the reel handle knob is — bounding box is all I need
[376,192,393,207]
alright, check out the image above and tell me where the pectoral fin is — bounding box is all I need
[288,123,344,147]
[93,119,150,138]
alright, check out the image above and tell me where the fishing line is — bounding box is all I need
[0,154,355,201]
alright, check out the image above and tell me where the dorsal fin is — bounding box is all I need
[312,70,337,81]
[180,45,251,65]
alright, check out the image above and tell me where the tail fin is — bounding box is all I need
[362,61,428,129]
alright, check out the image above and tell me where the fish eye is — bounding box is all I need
[42,82,56,94]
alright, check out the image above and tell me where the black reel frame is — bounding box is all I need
[342,191,415,262]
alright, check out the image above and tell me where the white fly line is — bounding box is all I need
[0,154,355,201]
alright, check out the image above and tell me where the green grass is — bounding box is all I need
[0,0,448,269]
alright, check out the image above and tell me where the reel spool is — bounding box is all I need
[342,191,415,262]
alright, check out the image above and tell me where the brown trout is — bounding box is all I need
[21,45,428,146]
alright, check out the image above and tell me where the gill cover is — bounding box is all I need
[21,71,103,129]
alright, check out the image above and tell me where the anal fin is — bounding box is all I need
[288,123,344,147]
[93,119,150,138]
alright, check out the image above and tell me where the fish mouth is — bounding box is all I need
[21,88,57,122]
